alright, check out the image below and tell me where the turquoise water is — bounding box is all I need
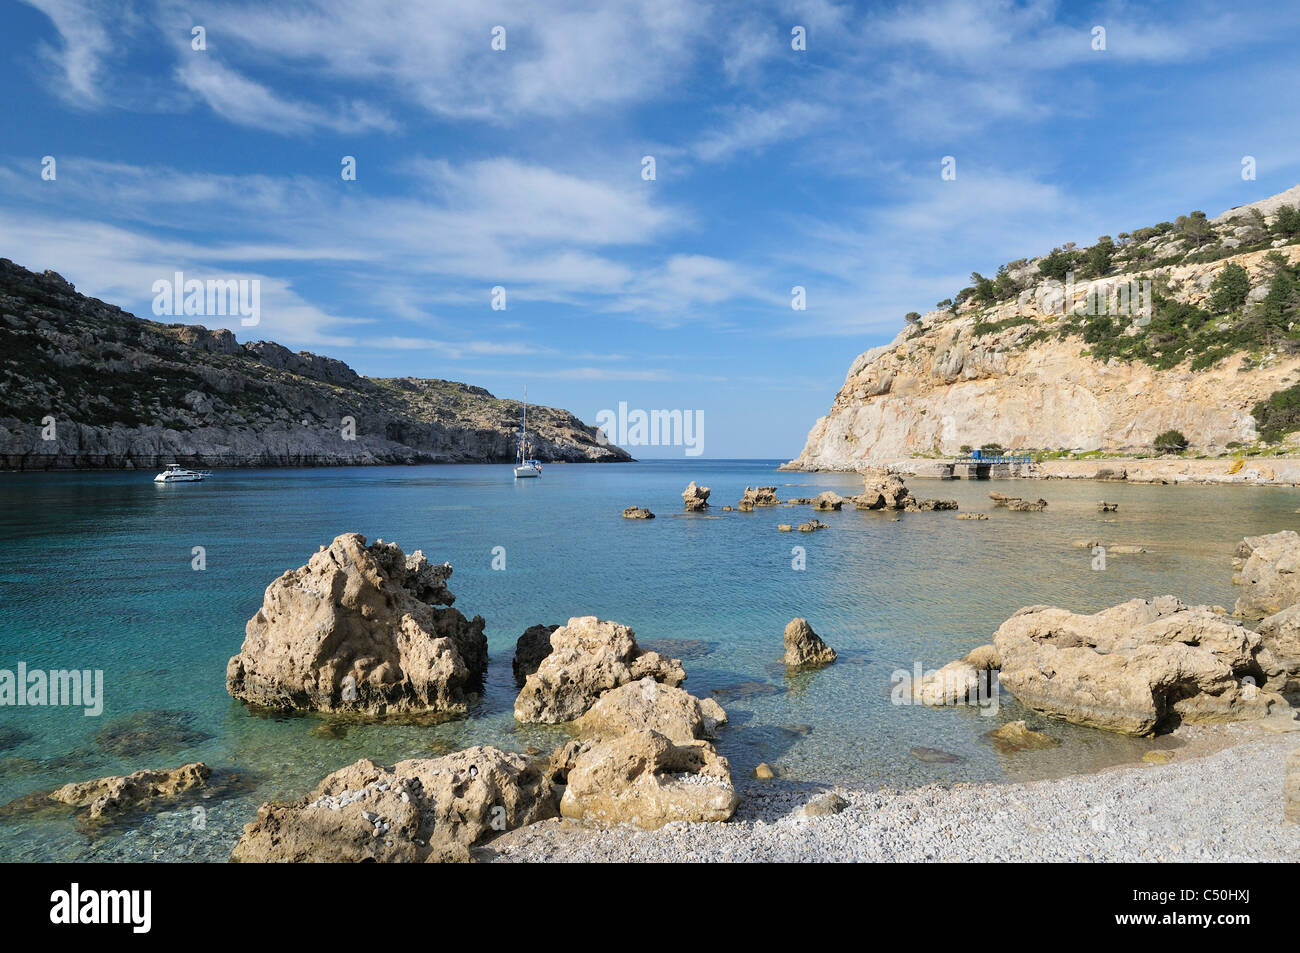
[0,460,1297,860]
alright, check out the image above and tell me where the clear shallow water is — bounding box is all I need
[0,460,1297,860]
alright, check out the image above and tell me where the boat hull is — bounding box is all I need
[513,467,540,479]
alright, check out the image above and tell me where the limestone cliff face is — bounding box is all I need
[0,259,630,469]
[787,192,1300,471]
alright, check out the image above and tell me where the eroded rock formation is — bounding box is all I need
[226,533,487,716]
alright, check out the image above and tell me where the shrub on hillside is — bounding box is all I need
[1154,429,1189,453]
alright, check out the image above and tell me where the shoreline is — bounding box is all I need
[782,456,1300,486]
[482,718,1300,862]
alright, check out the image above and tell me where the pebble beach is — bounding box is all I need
[483,721,1300,862]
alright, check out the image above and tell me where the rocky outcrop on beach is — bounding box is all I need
[49,763,210,820]
[784,189,1300,470]
[513,617,685,723]
[512,624,559,686]
[230,747,557,862]
[1234,531,1300,619]
[681,481,711,511]
[226,533,488,717]
[0,258,629,469]
[993,597,1284,735]
[556,729,739,828]
[783,618,837,669]
[1257,607,1300,695]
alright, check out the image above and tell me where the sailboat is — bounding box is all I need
[513,387,542,479]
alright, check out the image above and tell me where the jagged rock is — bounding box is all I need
[994,596,1285,735]
[1098,501,1119,512]
[226,533,487,717]
[958,513,988,520]
[783,617,837,668]
[512,624,559,686]
[797,519,828,532]
[49,763,210,820]
[230,747,557,862]
[990,492,1018,507]
[987,721,1059,753]
[1234,531,1300,619]
[573,677,727,743]
[813,491,844,511]
[682,481,711,511]
[778,523,793,532]
[1007,498,1048,511]
[739,486,780,508]
[514,617,685,723]
[856,469,913,509]
[558,729,738,828]
[754,762,776,779]
[622,506,655,520]
[1286,748,1300,824]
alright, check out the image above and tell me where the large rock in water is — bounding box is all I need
[514,617,684,723]
[557,729,739,828]
[49,763,210,820]
[1234,531,1300,619]
[682,481,711,511]
[783,617,837,668]
[231,747,557,863]
[226,533,487,717]
[993,596,1286,735]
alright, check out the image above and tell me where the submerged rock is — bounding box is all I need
[909,746,964,764]
[994,596,1286,735]
[1098,501,1119,512]
[1234,531,1300,619]
[49,763,210,821]
[957,513,989,520]
[783,618,837,669]
[987,721,1059,753]
[1006,498,1048,511]
[231,747,557,863]
[96,709,210,757]
[682,481,711,511]
[558,729,738,828]
[512,624,560,686]
[514,617,684,723]
[226,533,487,717]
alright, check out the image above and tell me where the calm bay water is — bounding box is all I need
[0,459,1296,860]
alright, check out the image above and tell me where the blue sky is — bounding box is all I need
[2,0,1299,458]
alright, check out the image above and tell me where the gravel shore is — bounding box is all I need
[482,721,1300,862]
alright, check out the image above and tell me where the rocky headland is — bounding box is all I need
[0,258,630,469]
[786,185,1300,472]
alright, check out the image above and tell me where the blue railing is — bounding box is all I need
[954,452,1033,465]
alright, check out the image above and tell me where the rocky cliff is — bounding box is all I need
[0,258,630,469]
[787,186,1300,471]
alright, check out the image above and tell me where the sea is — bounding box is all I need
[0,459,1295,860]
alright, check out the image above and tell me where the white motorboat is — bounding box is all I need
[513,388,542,479]
[154,464,208,483]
